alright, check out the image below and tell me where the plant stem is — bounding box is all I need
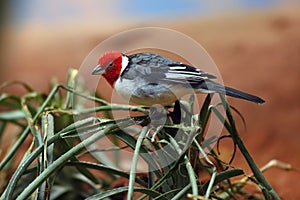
[127,126,148,200]
[221,95,280,200]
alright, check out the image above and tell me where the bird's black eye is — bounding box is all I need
[108,62,113,67]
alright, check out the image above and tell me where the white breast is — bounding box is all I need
[114,78,191,106]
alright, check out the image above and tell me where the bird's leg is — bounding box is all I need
[147,104,168,141]
[163,100,182,137]
[170,100,181,125]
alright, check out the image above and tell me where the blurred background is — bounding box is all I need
[1,0,300,198]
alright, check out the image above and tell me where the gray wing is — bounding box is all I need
[121,52,216,85]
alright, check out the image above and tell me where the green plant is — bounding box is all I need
[0,69,279,200]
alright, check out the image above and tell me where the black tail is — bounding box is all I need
[223,85,265,104]
[197,80,265,104]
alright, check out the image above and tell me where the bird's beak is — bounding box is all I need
[92,65,105,75]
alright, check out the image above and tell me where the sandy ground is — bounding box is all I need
[1,7,300,198]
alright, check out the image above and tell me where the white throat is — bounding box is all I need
[120,55,129,75]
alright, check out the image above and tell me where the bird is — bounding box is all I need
[92,51,265,106]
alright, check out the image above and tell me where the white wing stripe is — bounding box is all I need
[169,66,187,70]
[165,73,207,79]
[168,70,204,76]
